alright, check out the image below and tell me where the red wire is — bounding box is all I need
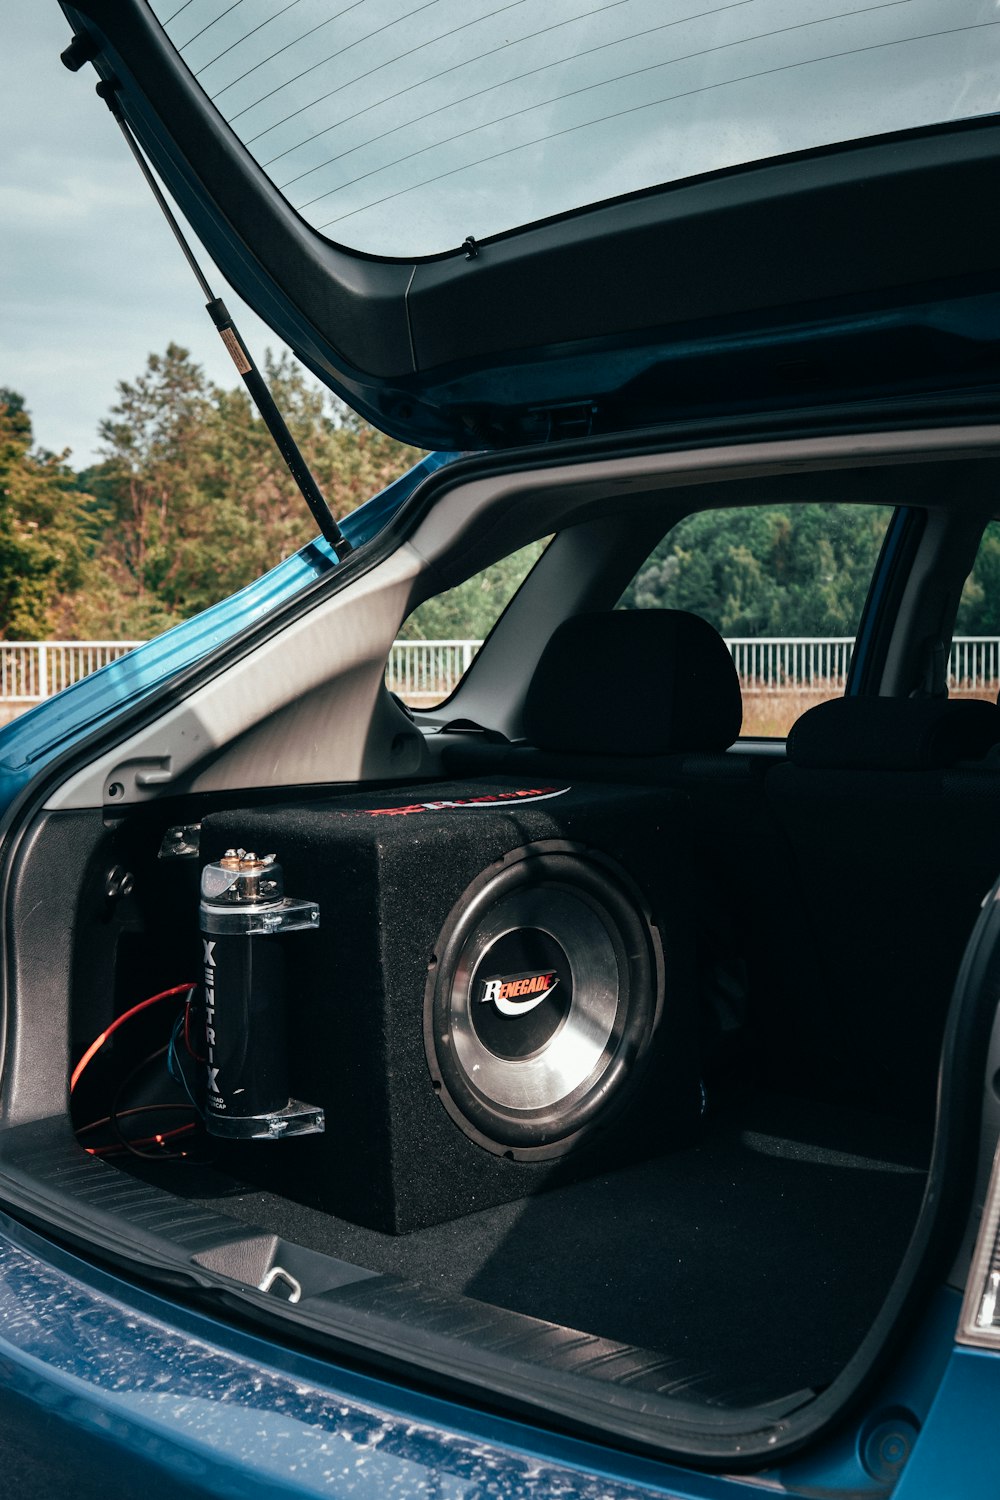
[70,983,196,1095]
[84,1121,197,1157]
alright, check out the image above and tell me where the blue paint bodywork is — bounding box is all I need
[0,1206,985,1499]
[893,1345,1000,1500]
[0,1214,741,1500]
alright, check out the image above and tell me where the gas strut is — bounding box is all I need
[93,80,353,562]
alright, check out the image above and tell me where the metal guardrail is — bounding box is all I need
[725,637,855,690]
[2,636,1000,708]
[0,641,142,702]
[385,639,480,705]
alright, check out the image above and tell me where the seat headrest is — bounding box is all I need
[522,610,742,757]
[787,696,1000,771]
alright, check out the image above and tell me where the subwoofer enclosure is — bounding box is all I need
[200,780,703,1232]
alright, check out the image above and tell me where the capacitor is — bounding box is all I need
[199,848,323,1140]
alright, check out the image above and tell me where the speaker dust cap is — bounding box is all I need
[424,844,662,1159]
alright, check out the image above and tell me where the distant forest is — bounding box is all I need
[3,355,999,641]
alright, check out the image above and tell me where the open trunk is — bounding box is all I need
[14,0,1000,1468]
[0,429,996,1469]
[0,756,964,1464]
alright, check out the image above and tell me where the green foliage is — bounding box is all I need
[64,346,421,638]
[956,522,1000,636]
[13,346,1000,654]
[0,390,100,638]
[620,504,892,635]
[400,541,549,640]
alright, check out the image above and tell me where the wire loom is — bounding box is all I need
[71,983,206,1162]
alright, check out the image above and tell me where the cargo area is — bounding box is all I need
[118,1090,929,1408]
[34,756,967,1429]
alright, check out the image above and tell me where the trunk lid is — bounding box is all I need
[59,0,1000,444]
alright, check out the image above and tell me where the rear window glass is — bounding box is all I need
[620,502,893,736]
[152,0,1000,257]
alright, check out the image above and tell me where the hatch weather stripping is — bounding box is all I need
[89,77,353,563]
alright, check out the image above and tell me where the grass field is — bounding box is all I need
[741,682,1000,738]
[740,689,834,739]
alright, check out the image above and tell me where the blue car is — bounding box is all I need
[6,0,1000,1492]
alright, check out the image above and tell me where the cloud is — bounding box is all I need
[1,7,286,468]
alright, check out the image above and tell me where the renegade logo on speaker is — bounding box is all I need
[479,970,560,1016]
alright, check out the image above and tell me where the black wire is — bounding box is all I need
[276,0,755,187]
[195,0,307,74]
[161,0,200,28]
[318,16,998,230]
[109,1044,191,1160]
[181,0,249,54]
[229,0,446,125]
[228,0,445,124]
[269,0,640,175]
[191,0,307,73]
[168,1011,204,1113]
[77,1103,199,1137]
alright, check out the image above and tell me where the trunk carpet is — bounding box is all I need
[130,1094,929,1397]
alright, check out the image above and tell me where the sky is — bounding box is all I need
[2,6,279,470]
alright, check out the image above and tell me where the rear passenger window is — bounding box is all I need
[389,538,552,708]
[954,519,1000,702]
[620,504,893,737]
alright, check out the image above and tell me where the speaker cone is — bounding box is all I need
[424,843,663,1158]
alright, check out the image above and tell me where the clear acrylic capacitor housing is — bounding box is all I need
[199,849,324,1140]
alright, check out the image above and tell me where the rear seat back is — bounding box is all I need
[765,696,1000,1120]
[441,608,744,783]
[439,607,773,930]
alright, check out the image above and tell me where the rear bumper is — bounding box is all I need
[0,1213,706,1499]
[0,1207,990,1498]
[893,1344,1000,1500]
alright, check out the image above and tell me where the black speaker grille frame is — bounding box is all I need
[424,841,664,1160]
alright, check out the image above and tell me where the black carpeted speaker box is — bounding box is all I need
[200,779,703,1232]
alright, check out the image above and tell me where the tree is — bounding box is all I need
[400,541,549,640]
[956,522,1000,636]
[619,503,892,636]
[72,346,422,638]
[0,390,98,638]
[75,344,225,636]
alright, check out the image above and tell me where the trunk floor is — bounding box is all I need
[133,1094,929,1397]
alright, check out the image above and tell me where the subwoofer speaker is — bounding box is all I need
[425,844,662,1158]
[201,780,703,1233]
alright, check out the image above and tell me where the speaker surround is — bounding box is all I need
[425,843,663,1158]
[200,779,702,1232]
